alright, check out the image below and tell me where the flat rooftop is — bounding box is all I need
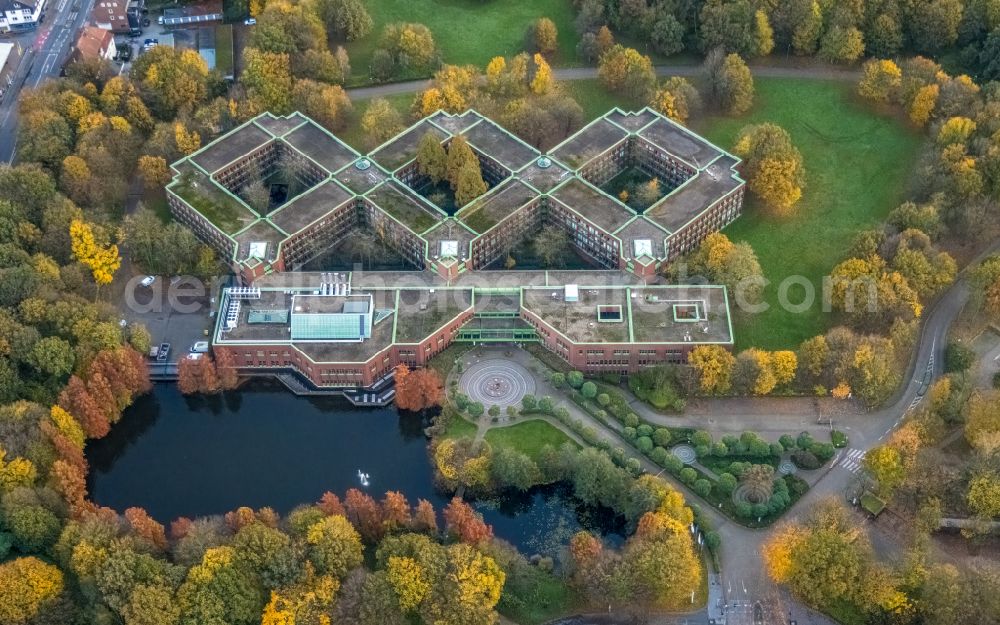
[291,293,370,314]
[334,161,387,194]
[192,123,273,173]
[606,109,657,132]
[366,181,444,234]
[394,288,473,343]
[234,219,284,263]
[269,180,354,235]
[645,158,742,232]
[550,178,634,233]
[171,162,258,235]
[254,112,308,137]
[458,179,539,234]
[550,117,627,169]
[370,120,447,171]
[423,218,476,262]
[464,119,539,172]
[283,123,359,174]
[522,287,631,343]
[638,118,722,168]
[615,217,670,259]
[430,111,484,135]
[518,158,571,193]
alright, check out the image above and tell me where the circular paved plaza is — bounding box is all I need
[459,358,536,409]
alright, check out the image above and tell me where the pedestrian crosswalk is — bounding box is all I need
[839,448,866,473]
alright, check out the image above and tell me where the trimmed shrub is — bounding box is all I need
[695,445,711,458]
[538,396,554,414]
[664,454,684,474]
[623,426,637,440]
[567,371,584,388]
[735,501,752,518]
[467,402,485,418]
[636,424,653,438]
[791,449,820,470]
[769,442,784,457]
[650,446,670,466]
[694,479,713,497]
[581,381,598,399]
[623,413,640,428]
[636,436,654,453]
[679,467,698,485]
[488,405,500,417]
[597,393,610,407]
[779,434,796,450]
[809,442,835,462]
[693,430,713,447]
[830,430,848,448]
[717,472,737,495]
[712,441,729,457]
[796,432,815,450]
[652,428,672,447]
[521,394,537,412]
[550,372,566,388]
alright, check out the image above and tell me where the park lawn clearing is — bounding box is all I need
[214,24,234,78]
[485,419,578,461]
[342,0,579,85]
[693,78,921,350]
[443,414,477,439]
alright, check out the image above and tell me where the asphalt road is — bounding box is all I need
[0,0,97,163]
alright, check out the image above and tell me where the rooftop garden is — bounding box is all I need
[172,169,254,234]
[368,184,442,233]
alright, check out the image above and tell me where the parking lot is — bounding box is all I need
[120,275,222,366]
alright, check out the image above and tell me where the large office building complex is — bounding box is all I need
[167,109,744,390]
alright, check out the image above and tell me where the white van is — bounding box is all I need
[190,341,209,353]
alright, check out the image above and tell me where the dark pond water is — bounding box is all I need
[86,381,625,555]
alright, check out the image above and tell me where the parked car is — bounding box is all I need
[190,341,209,353]
[157,15,164,24]
[140,275,156,287]
[244,17,256,25]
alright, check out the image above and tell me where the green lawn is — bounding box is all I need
[342,0,580,85]
[693,79,922,349]
[215,24,234,78]
[443,413,477,439]
[484,419,578,461]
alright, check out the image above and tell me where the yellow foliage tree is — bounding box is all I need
[650,87,681,122]
[936,116,976,146]
[137,155,171,191]
[863,445,906,494]
[857,59,902,103]
[386,556,431,611]
[50,405,86,448]
[771,350,798,386]
[174,122,201,155]
[762,523,806,583]
[967,471,1000,518]
[530,54,553,95]
[0,451,37,491]
[689,345,736,394]
[70,219,121,287]
[908,83,939,126]
[0,557,64,624]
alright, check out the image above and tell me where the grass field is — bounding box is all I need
[693,79,922,349]
[214,24,234,78]
[342,0,579,84]
[484,419,578,461]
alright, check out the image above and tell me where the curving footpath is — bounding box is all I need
[346,62,861,101]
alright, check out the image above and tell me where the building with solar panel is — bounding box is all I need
[170,109,742,391]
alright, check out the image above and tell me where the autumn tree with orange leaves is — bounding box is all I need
[443,497,492,544]
[394,365,443,412]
